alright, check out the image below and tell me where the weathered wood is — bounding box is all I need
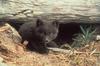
[0,0,100,23]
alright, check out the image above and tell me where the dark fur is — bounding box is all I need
[19,19,59,53]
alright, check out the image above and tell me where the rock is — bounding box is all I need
[0,23,22,43]
[0,23,24,58]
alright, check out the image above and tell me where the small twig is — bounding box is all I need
[48,47,100,54]
[90,49,97,56]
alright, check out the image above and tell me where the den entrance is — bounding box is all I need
[55,23,98,47]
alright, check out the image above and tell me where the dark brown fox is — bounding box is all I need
[19,19,59,53]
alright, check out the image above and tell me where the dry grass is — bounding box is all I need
[1,41,99,66]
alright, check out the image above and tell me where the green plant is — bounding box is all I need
[72,25,96,48]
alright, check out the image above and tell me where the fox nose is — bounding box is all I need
[45,40,49,43]
[45,38,50,43]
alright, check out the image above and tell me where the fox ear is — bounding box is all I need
[52,20,59,28]
[36,19,43,27]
